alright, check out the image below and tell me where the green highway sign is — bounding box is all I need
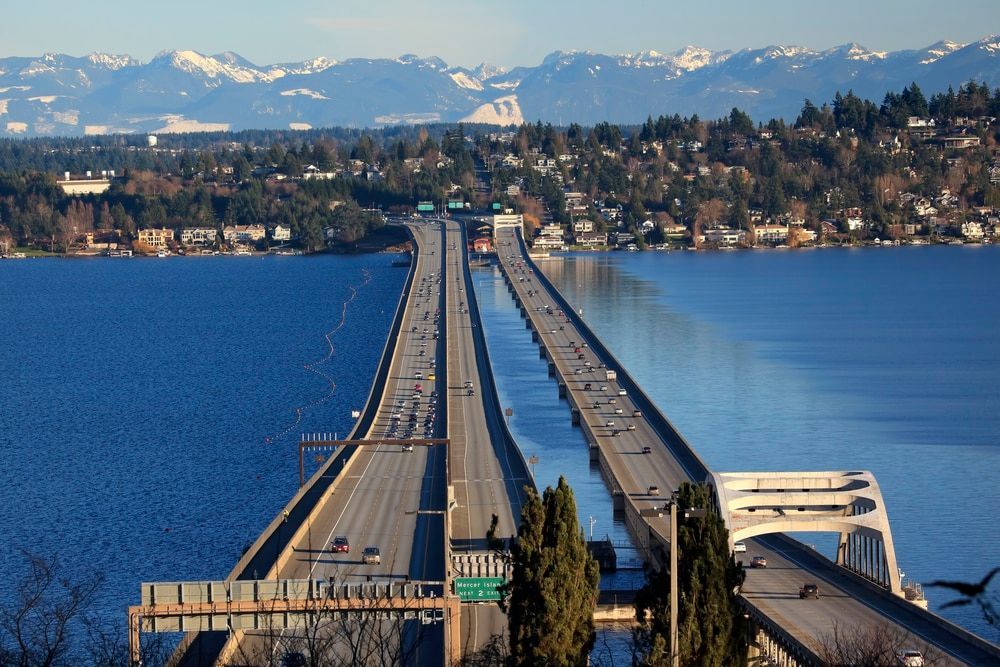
[453,577,504,601]
[417,201,435,212]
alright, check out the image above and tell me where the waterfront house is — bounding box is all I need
[754,224,789,244]
[137,227,174,248]
[703,228,745,246]
[180,228,217,246]
[223,225,266,245]
[961,221,985,241]
[270,225,292,242]
[575,231,608,248]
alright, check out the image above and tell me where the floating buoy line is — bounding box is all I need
[263,268,372,444]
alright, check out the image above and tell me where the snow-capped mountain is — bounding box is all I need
[0,38,998,137]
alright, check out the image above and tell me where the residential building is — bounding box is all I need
[270,225,291,242]
[961,221,985,240]
[941,136,981,150]
[703,228,746,246]
[573,220,594,234]
[180,228,217,246]
[574,231,608,247]
[137,227,174,248]
[754,224,789,244]
[223,224,267,244]
[534,224,566,250]
[662,223,687,238]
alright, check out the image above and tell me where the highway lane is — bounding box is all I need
[220,221,450,665]
[445,219,519,547]
[493,227,991,666]
[441,219,526,656]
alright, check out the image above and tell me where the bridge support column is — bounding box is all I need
[445,596,462,666]
[547,362,555,377]
[558,383,567,398]
[539,346,546,359]
[836,530,849,566]
[589,442,599,461]
[531,330,539,342]
[571,409,580,425]
[612,490,624,511]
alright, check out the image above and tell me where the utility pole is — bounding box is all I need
[668,497,707,667]
[670,499,678,667]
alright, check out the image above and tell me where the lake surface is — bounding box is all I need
[475,245,999,640]
[0,255,405,629]
[1,244,997,655]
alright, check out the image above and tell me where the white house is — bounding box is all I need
[180,228,217,246]
[270,225,292,242]
[754,224,789,243]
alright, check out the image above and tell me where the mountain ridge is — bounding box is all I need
[1,37,998,137]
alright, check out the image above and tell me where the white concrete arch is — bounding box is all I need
[707,471,902,596]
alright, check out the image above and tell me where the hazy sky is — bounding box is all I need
[4,0,999,68]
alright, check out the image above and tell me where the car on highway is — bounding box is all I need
[618,389,627,396]
[402,443,414,452]
[330,536,350,553]
[626,423,636,430]
[584,383,592,390]
[605,420,615,428]
[632,410,642,417]
[733,541,747,553]
[896,649,924,666]
[750,556,768,569]
[648,485,660,495]
[799,583,820,599]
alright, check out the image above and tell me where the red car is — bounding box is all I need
[330,536,350,553]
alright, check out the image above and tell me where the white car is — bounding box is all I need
[896,650,924,666]
[733,541,747,553]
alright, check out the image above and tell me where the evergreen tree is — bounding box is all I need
[634,482,746,666]
[502,477,599,667]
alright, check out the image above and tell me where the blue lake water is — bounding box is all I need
[475,245,999,640]
[0,255,405,628]
[1,244,997,655]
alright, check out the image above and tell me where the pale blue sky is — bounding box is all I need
[4,0,999,68]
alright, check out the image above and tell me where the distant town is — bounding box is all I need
[1,81,998,259]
